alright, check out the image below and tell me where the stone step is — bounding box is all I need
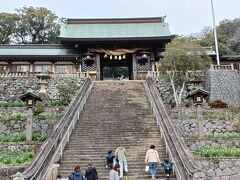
[58,81,176,179]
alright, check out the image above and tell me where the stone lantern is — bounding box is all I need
[36,73,50,93]
[19,89,42,141]
[187,88,209,138]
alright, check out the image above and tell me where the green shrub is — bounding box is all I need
[9,113,27,121]
[35,112,63,120]
[171,112,196,119]
[0,112,62,122]
[0,102,25,109]
[210,100,228,108]
[32,133,48,141]
[202,111,235,120]
[206,133,240,139]
[0,151,34,167]
[0,133,47,142]
[34,102,45,115]
[51,99,69,106]
[195,146,240,157]
[57,80,78,102]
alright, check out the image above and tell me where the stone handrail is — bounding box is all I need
[20,78,92,179]
[144,78,198,180]
[0,72,89,78]
[210,64,234,70]
[146,71,160,79]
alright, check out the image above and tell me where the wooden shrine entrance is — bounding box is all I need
[100,54,133,80]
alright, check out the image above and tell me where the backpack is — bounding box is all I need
[163,162,173,171]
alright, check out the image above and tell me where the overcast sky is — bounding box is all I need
[1,0,239,35]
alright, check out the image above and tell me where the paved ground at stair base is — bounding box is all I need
[58,81,176,180]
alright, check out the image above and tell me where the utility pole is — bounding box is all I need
[211,0,220,65]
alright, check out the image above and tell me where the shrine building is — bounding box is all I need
[0,17,174,80]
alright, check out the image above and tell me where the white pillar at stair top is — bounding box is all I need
[96,53,100,81]
[132,53,137,80]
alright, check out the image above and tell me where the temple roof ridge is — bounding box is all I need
[66,16,167,24]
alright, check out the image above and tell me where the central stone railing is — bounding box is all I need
[20,78,92,180]
[144,78,198,180]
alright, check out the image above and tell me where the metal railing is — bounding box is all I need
[21,78,92,179]
[144,78,198,180]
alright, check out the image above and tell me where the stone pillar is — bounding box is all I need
[7,62,12,72]
[156,62,159,72]
[151,62,155,71]
[51,63,56,73]
[132,53,137,80]
[96,54,100,81]
[29,63,34,73]
[26,107,33,141]
[196,104,204,138]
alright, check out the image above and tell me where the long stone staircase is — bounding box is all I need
[58,81,176,180]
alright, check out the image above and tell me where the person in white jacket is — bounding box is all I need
[45,161,61,180]
[109,164,120,180]
[145,145,161,180]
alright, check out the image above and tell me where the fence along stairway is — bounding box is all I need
[58,81,176,180]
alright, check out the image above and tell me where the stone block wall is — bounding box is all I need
[194,159,240,180]
[0,119,59,136]
[173,119,238,138]
[0,77,83,102]
[205,69,240,107]
[0,165,27,180]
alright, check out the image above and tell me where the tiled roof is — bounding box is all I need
[0,45,79,56]
[59,18,173,40]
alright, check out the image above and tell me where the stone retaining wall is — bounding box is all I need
[0,165,27,180]
[0,77,83,102]
[195,159,240,180]
[0,119,59,136]
[0,142,42,153]
[173,119,238,138]
[0,107,64,114]
[185,139,240,151]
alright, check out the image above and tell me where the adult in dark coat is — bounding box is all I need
[85,163,98,180]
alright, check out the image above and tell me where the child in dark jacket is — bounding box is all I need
[105,150,115,169]
[161,160,173,179]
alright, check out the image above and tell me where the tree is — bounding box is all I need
[197,27,233,55]
[228,28,240,53]
[14,6,60,44]
[159,37,210,107]
[195,18,240,55]
[0,13,19,44]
